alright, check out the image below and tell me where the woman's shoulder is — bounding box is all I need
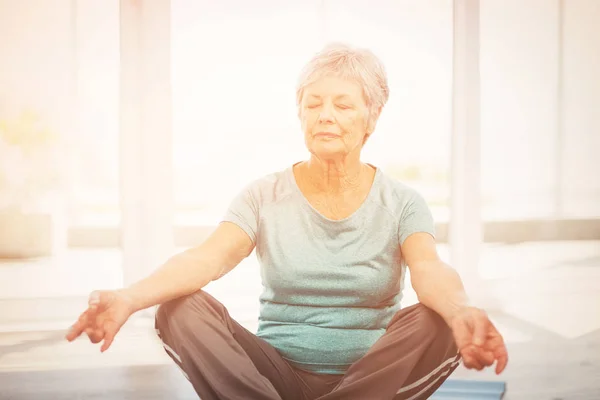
[244,165,291,189]
[376,168,423,202]
[372,168,433,220]
[236,165,296,205]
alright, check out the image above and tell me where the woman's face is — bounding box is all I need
[299,76,374,160]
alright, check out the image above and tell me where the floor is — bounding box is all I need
[0,241,599,399]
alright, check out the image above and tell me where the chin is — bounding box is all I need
[309,146,347,159]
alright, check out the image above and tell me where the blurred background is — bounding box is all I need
[0,0,598,399]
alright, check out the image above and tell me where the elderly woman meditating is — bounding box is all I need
[67,43,508,399]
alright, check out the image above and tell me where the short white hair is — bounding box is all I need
[296,42,390,118]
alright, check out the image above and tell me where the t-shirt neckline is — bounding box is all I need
[287,161,381,223]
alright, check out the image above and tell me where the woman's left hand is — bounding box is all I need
[449,307,509,374]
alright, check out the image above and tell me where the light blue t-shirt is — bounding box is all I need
[221,163,435,374]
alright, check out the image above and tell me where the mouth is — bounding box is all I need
[314,132,340,139]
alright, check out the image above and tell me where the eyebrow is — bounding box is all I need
[306,94,352,100]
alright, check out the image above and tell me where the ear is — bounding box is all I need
[364,106,382,143]
[366,106,382,134]
[362,131,372,146]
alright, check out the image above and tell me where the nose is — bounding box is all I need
[318,102,335,124]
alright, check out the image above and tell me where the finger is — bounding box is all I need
[65,323,82,341]
[485,329,509,374]
[90,314,109,345]
[94,327,105,344]
[86,324,105,344]
[472,348,495,367]
[88,290,101,307]
[469,340,495,365]
[462,354,483,371]
[496,354,508,374]
[494,345,509,374]
[461,346,483,370]
[100,332,114,353]
[65,324,83,341]
[88,290,112,314]
[66,310,89,341]
[87,291,104,315]
[85,327,98,343]
[472,313,489,347]
[100,320,121,353]
[89,332,103,344]
[86,300,102,322]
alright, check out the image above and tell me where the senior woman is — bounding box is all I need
[66,43,508,400]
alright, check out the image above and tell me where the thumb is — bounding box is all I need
[451,317,472,350]
[472,313,489,347]
[88,291,101,305]
[88,290,109,310]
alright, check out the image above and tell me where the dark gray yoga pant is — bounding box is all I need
[155,290,460,400]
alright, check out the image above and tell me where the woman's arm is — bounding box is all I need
[402,232,469,326]
[122,221,255,313]
[402,232,508,374]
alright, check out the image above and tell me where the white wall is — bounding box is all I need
[480,0,600,219]
[562,0,600,217]
[480,0,560,219]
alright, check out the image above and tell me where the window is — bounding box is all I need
[0,0,123,301]
[171,0,453,225]
[71,0,120,227]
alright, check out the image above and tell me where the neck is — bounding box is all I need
[303,155,367,194]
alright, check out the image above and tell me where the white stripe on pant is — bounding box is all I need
[156,327,190,381]
[397,353,462,400]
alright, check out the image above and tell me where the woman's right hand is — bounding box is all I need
[65,289,136,352]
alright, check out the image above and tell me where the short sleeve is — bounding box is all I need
[398,191,436,246]
[221,184,260,244]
